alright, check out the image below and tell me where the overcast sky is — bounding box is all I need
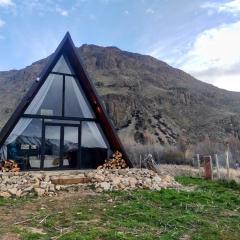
[0,0,240,92]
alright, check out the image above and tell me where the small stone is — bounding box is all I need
[152,176,161,183]
[8,187,18,196]
[34,187,45,196]
[94,174,105,182]
[96,187,103,193]
[23,186,33,193]
[40,181,48,189]
[98,182,111,191]
[49,184,55,192]
[112,177,121,186]
[16,189,22,197]
[0,192,11,198]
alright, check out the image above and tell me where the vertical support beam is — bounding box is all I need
[62,75,65,117]
[59,126,64,169]
[40,119,45,170]
[215,154,220,180]
[77,122,82,169]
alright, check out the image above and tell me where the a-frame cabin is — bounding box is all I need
[0,32,131,170]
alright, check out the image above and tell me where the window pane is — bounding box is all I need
[81,122,108,169]
[52,55,74,74]
[1,118,42,169]
[81,122,108,148]
[25,74,63,116]
[64,76,95,118]
[64,126,78,168]
[44,125,60,168]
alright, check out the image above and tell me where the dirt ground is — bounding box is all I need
[0,189,96,240]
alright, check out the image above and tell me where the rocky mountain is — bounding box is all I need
[1,44,240,146]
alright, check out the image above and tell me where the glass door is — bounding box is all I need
[63,126,80,169]
[43,125,61,169]
[43,123,80,169]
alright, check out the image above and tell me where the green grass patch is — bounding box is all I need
[0,177,239,239]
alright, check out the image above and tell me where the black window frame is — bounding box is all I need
[21,69,108,170]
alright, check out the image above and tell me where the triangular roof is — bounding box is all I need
[0,32,132,167]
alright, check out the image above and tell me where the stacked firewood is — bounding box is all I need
[97,151,128,169]
[0,160,20,172]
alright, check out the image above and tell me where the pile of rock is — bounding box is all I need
[0,172,56,198]
[0,168,181,198]
[87,168,181,192]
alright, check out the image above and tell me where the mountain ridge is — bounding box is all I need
[1,44,240,146]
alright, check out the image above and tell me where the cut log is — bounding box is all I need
[0,159,20,172]
[97,151,128,169]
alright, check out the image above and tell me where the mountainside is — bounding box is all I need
[1,44,240,146]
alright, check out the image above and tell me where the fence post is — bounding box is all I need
[203,156,213,180]
[215,154,220,179]
[140,154,142,170]
[226,148,230,181]
[197,154,201,177]
[210,155,213,180]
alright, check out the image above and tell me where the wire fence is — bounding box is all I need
[125,144,240,182]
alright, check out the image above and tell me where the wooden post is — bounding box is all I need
[197,154,201,177]
[203,155,212,180]
[226,147,230,181]
[215,154,220,180]
[210,155,213,180]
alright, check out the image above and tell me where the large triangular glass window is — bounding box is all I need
[64,76,94,118]
[25,74,63,116]
[52,55,74,75]
[24,55,95,119]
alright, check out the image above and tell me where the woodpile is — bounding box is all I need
[97,151,128,169]
[0,160,20,172]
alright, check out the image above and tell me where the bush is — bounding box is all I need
[124,143,192,167]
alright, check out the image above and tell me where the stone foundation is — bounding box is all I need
[0,168,181,198]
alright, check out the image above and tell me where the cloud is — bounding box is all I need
[146,8,154,14]
[191,66,240,91]
[179,21,240,91]
[181,21,240,71]
[56,6,68,16]
[202,0,240,16]
[0,0,14,7]
[0,18,5,27]
[123,10,129,15]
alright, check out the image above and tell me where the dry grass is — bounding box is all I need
[156,164,240,183]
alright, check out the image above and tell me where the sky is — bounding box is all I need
[0,0,240,92]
